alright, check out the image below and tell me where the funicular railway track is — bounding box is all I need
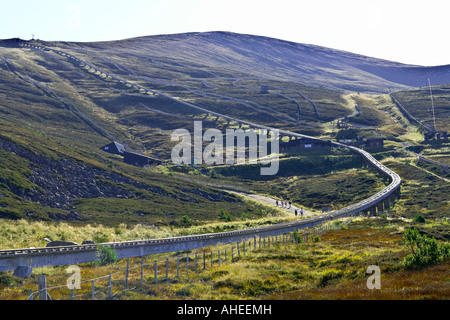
[0,42,401,272]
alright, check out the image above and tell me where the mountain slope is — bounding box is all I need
[0,32,448,228]
[76,31,450,94]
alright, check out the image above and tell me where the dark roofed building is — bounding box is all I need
[365,137,384,148]
[124,150,162,167]
[425,130,448,140]
[280,137,331,152]
[100,141,161,167]
[100,141,126,155]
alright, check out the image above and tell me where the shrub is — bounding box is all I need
[0,273,23,287]
[219,210,232,222]
[95,245,118,266]
[93,231,110,244]
[413,214,426,223]
[402,228,450,269]
[180,215,192,226]
[293,231,300,243]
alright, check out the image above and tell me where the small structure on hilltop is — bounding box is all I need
[260,85,269,94]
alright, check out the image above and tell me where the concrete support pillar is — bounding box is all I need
[389,193,396,204]
[369,206,377,217]
[395,187,401,199]
[384,198,391,216]
[377,202,384,214]
[384,198,390,211]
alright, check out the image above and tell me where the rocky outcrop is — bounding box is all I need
[46,241,79,247]
[0,137,239,219]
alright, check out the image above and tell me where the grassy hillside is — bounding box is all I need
[391,84,450,133]
[0,33,449,302]
[1,33,448,229]
[1,217,448,300]
[0,118,276,228]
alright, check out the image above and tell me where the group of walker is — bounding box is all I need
[275,199,304,217]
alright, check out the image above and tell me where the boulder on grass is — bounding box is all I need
[13,266,33,279]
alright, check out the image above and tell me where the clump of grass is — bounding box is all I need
[318,269,344,287]
[0,273,23,287]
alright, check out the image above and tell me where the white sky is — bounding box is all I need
[1,0,449,66]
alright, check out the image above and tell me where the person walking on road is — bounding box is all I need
[300,208,304,217]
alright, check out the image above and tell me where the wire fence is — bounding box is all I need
[27,218,352,300]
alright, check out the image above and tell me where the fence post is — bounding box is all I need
[92,280,95,300]
[195,253,198,272]
[140,257,144,286]
[177,256,180,278]
[108,274,112,299]
[125,259,129,291]
[225,248,227,264]
[186,253,189,276]
[154,261,158,284]
[38,275,47,301]
[203,250,206,270]
[231,247,234,262]
[166,258,169,280]
[237,242,240,257]
[71,283,74,300]
[243,241,246,255]
[218,250,221,266]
